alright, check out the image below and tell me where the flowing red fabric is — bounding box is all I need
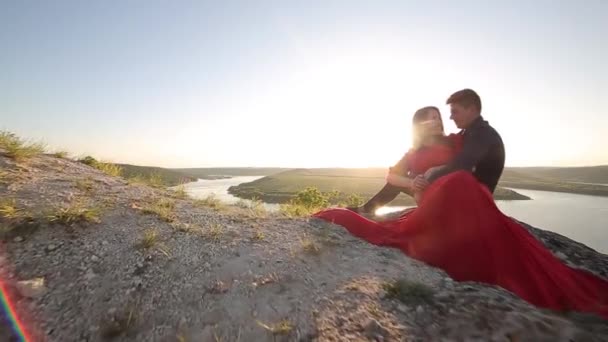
[313,138,608,318]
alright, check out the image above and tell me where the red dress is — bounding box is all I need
[313,135,608,319]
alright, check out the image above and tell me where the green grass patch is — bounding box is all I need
[382,279,435,305]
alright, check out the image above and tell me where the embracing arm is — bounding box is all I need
[425,126,496,183]
[386,173,414,189]
[386,152,416,196]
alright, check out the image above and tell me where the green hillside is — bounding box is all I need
[119,164,197,186]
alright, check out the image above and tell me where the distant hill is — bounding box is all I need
[499,166,608,196]
[227,165,608,202]
[504,166,608,184]
[173,167,289,179]
[118,164,197,186]
[228,168,530,205]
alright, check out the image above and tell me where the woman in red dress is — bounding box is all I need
[313,107,608,319]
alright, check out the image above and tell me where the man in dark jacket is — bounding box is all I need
[419,88,505,192]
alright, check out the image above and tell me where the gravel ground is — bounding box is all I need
[1,153,607,341]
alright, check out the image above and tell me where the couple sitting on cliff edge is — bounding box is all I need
[314,88,608,319]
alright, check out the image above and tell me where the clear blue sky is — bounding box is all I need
[2,1,607,168]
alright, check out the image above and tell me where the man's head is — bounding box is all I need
[447,89,482,129]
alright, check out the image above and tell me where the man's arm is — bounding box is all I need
[425,126,496,183]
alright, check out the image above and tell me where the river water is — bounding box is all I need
[182,177,607,253]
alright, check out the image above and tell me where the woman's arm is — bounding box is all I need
[389,151,410,176]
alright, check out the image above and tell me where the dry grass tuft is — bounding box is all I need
[0,131,45,161]
[53,151,69,159]
[256,319,293,335]
[139,228,159,249]
[172,184,189,199]
[0,199,24,219]
[96,162,122,177]
[136,228,171,256]
[300,237,321,255]
[141,198,177,223]
[194,194,225,210]
[205,223,224,241]
[47,202,101,225]
[252,229,265,241]
[75,177,95,193]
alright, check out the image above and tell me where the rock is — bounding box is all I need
[435,292,452,301]
[83,269,96,281]
[178,317,188,329]
[416,305,424,314]
[16,278,47,298]
[363,318,389,340]
[132,276,143,288]
[134,262,146,275]
[13,236,24,242]
[200,308,225,325]
[90,255,100,262]
[187,325,215,341]
[46,244,59,252]
[101,240,109,246]
[396,304,408,314]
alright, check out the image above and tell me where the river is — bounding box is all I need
[182,177,608,253]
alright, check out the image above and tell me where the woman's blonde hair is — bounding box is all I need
[411,106,445,149]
